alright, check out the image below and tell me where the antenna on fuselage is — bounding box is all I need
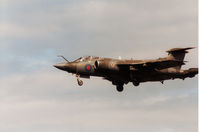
[57,55,70,62]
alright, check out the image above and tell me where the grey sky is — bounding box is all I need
[0,0,198,132]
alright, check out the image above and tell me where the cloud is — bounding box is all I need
[1,0,197,56]
[0,68,197,132]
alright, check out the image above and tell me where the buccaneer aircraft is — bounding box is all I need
[54,47,198,92]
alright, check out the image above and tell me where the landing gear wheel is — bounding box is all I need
[133,82,140,86]
[116,85,124,92]
[77,79,83,86]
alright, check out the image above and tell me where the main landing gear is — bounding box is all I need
[132,81,140,86]
[76,75,83,86]
[116,85,124,92]
[112,81,124,92]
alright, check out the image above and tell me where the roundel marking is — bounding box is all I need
[169,57,174,61]
[85,64,92,71]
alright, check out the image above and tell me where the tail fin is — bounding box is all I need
[166,47,195,71]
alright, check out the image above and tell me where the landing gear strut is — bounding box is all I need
[76,75,83,86]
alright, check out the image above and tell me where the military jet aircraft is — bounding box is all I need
[54,47,198,92]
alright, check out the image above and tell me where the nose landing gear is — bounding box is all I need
[77,78,83,86]
[76,75,83,86]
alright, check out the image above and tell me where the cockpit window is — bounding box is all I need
[73,57,83,62]
[73,56,100,62]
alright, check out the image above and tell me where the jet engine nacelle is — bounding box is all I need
[94,60,106,70]
[94,60,119,71]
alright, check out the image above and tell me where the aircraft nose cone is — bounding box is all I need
[54,63,67,70]
[54,62,76,73]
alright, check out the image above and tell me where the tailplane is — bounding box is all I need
[166,47,195,71]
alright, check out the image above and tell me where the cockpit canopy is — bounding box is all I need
[73,56,100,62]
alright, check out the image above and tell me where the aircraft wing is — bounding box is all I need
[117,59,185,70]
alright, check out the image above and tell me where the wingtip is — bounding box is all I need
[187,47,196,49]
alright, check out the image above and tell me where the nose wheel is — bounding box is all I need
[76,75,83,86]
[77,79,83,86]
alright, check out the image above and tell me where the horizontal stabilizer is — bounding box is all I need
[166,47,195,53]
